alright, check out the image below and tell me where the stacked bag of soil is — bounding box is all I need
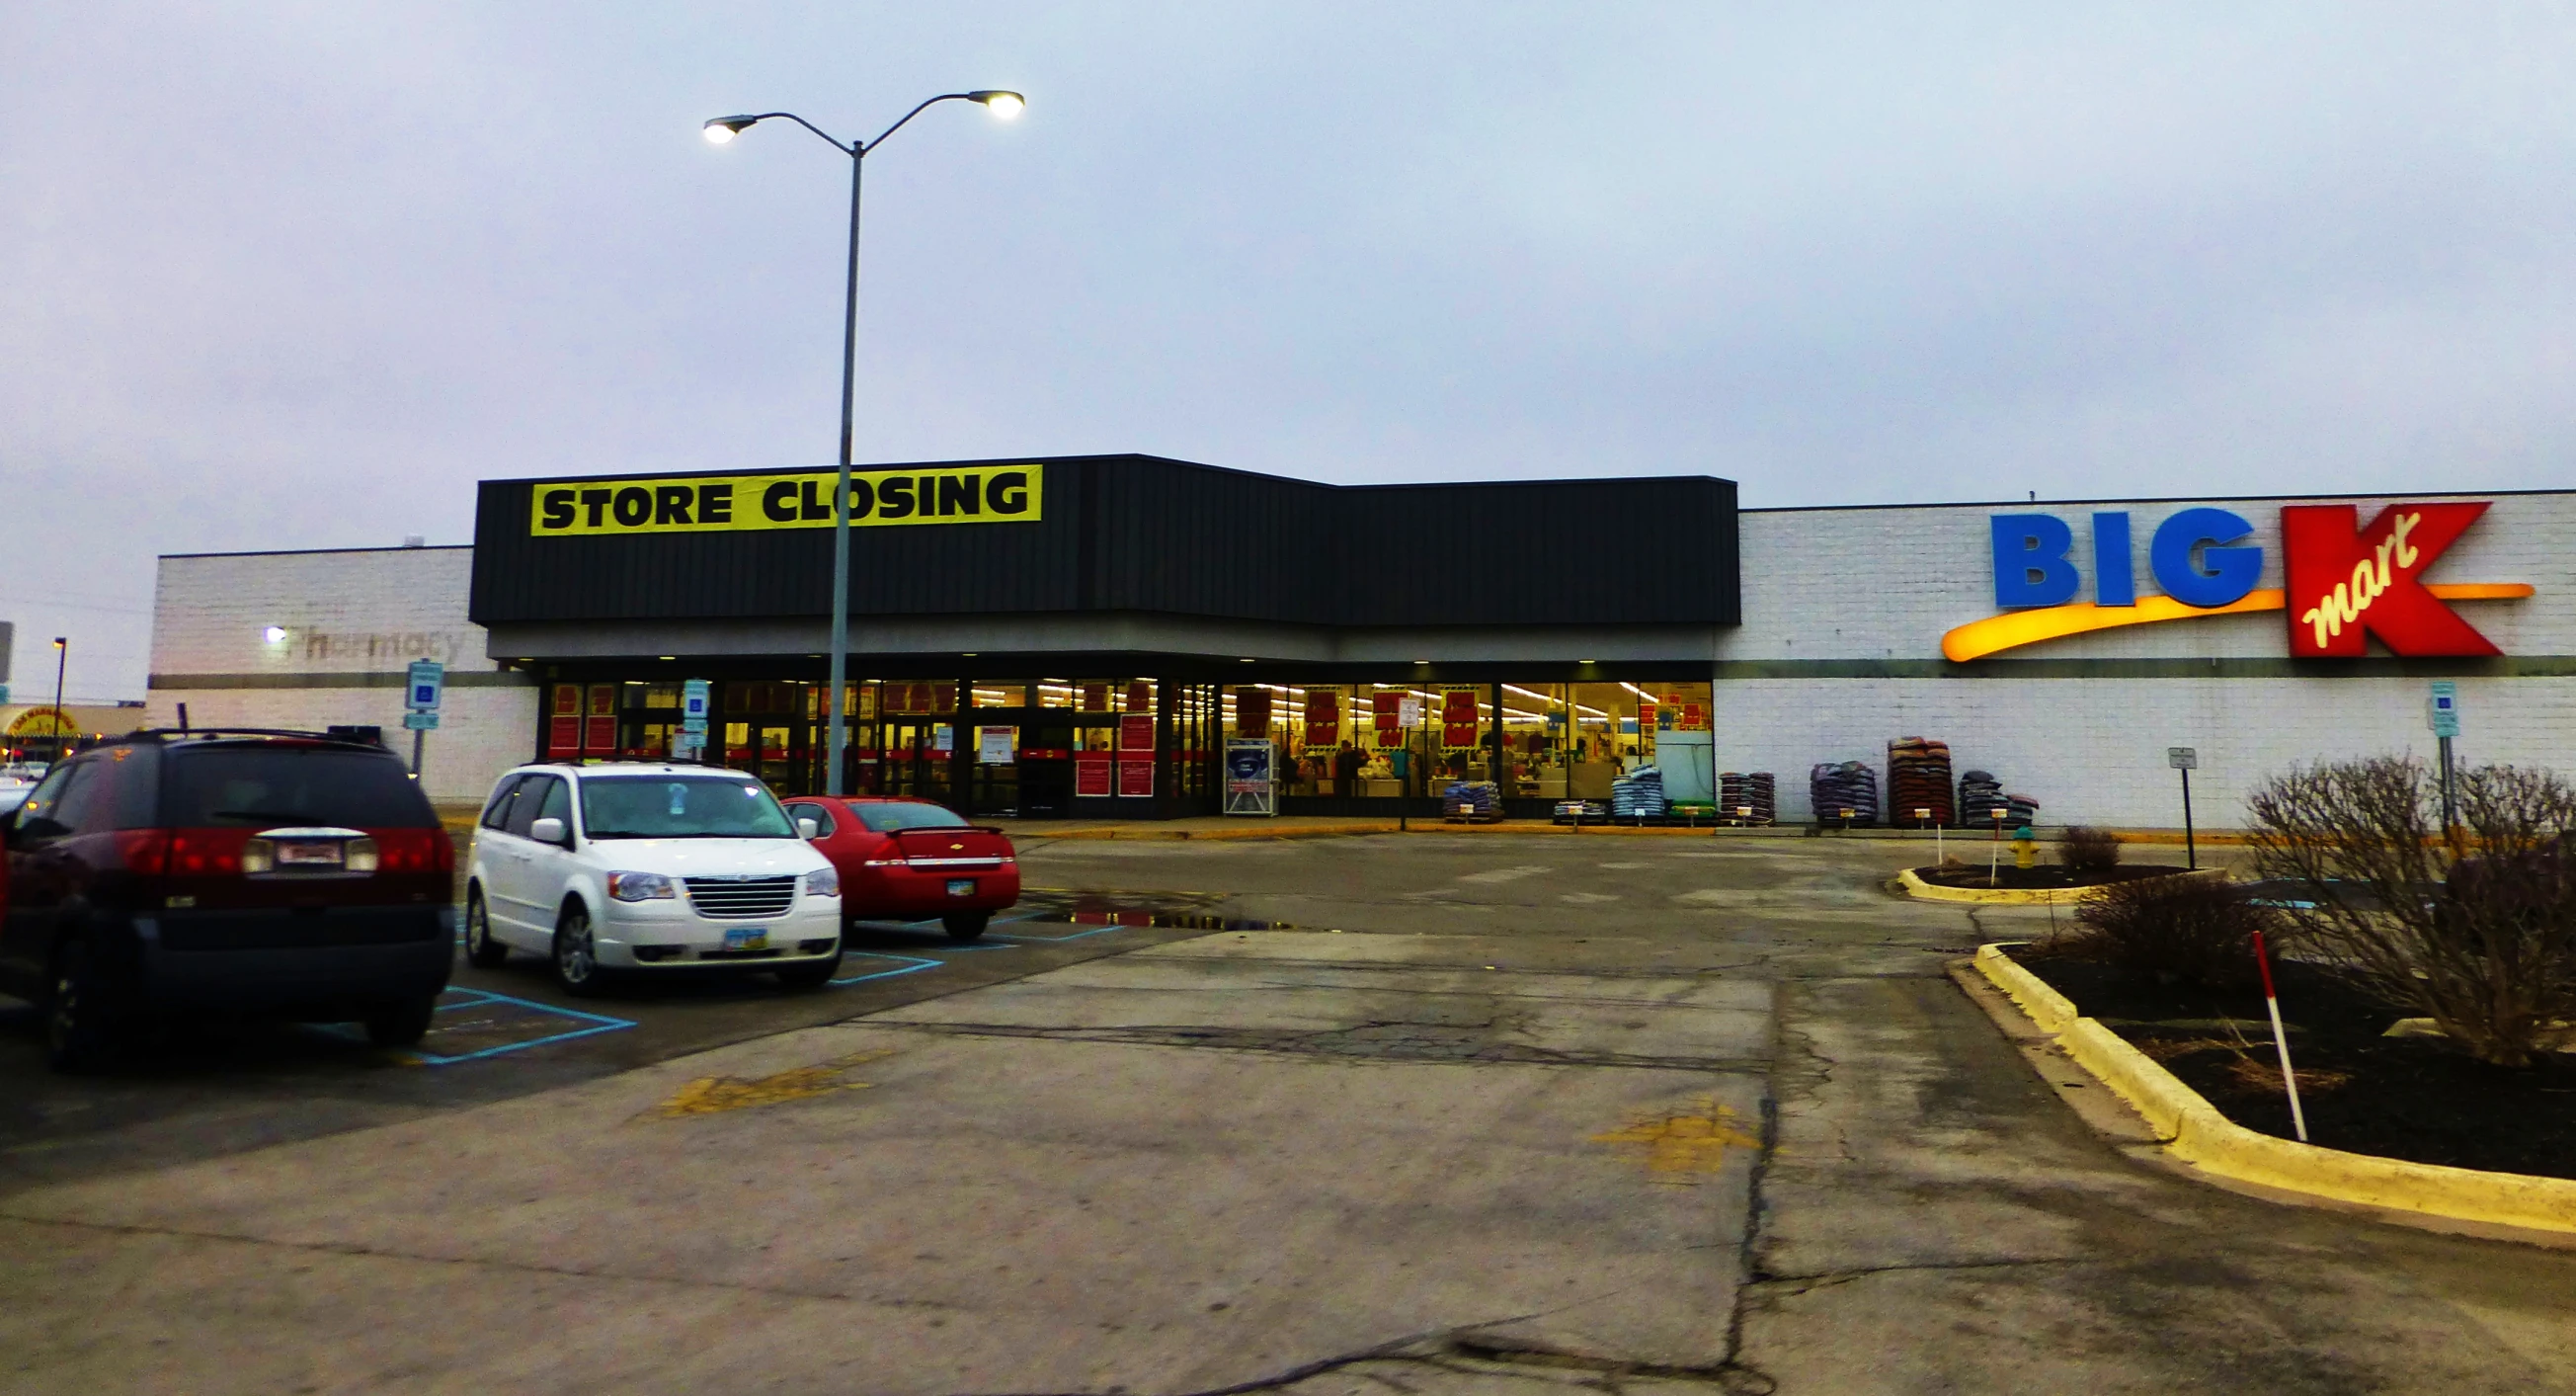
[1887,738,1956,826]
[1443,780,1502,822]
[1956,771,2042,828]
[1809,761,1881,825]
[1611,767,1668,820]
[1720,772,1777,825]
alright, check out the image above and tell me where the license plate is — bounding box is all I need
[946,879,976,897]
[725,928,768,950]
[278,842,343,866]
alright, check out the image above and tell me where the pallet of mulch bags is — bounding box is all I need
[1443,780,1503,823]
[1810,760,1881,827]
[1611,767,1668,823]
[1719,772,1777,826]
[1888,737,1956,826]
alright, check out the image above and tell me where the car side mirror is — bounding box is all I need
[796,816,820,840]
[529,816,567,845]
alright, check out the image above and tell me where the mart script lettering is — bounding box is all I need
[529,465,1044,536]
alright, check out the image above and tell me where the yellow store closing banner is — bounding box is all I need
[528,464,1043,536]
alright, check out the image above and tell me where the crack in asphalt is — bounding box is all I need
[867,1020,1770,1072]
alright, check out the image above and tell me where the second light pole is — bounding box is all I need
[705,89,1024,794]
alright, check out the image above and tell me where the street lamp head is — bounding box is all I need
[967,90,1025,119]
[702,116,760,144]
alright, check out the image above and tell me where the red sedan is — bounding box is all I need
[782,796,1020,941]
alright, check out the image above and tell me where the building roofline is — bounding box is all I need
[478,452,1733,494]
[1742,486,2576,515]
[158,544,470,561]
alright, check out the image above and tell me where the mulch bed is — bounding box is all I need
[2006,944,2576,1181]
[1914,863,2192,891]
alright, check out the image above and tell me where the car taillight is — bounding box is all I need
[166,829,252,876]
[114,830,170,875]
[363,829,451,873]
[344,837,381,872]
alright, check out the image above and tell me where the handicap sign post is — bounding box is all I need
[404,659,444,776]
[678,679,711,762]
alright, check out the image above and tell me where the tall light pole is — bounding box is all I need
[48,636,66,765]
[703,90,1024,795]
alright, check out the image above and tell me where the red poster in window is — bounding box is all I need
[1682,703,1708,731]
[1440,687,1481,751]
[1127,681,1153,712]
[1119,714,1155,751]
[1117,756,1156,797]
[585,716,616,752]
[1373,691,1404,749]
[1237,687,1270,740]
[1305,687,1340,748]
[1075,751,1113,796]
[588,685,616,716]
[547,685,581,756]
[1083,684,1110,712]
[1638,699,1658,733]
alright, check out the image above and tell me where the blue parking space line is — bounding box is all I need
[311,988,638,1066]
[415,1019,635,1065]
[831,951,944,987]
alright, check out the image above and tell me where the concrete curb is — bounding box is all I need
[1972,944,2576,1235]
[1899,865,2227,905]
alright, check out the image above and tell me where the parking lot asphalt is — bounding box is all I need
[0,885,1229,1194]
[4,829,2572,1395]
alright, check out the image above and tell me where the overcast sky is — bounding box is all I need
[6,4,2575,699]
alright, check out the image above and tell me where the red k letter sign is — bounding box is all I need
[2283,502,2499,658]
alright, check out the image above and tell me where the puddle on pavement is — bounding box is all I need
[1013,890,1291,933]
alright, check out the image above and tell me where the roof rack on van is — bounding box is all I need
[121,727,391,748]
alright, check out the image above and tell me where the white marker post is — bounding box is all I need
[1916,807,1937,863]
[1989,806,2008,887]
[2251,927,2309,1142]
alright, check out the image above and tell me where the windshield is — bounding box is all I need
[166,747,437,828]
[855,801,970,834]
[581,776,796,840]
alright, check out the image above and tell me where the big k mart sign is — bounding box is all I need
[1944,501,2534,662]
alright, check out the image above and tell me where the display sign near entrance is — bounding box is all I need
[527,464,1043,537]
[1440,687,1481,751]
[1947,502,2533,662]
[1372,692,1406,750]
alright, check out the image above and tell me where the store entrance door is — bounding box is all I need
[876,720,953,803]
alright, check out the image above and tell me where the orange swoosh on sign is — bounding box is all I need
[1940,584,2536,663]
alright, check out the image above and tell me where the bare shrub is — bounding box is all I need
[2069,873,2273,987]
[2246,758,2576,1069]
[2058,825,2123,874]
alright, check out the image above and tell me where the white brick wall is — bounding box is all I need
[1724,491,2576,827]
[146,547,533,806]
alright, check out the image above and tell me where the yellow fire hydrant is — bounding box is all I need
[2012,826,2038,869]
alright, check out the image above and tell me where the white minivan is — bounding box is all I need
[462,763,843,994]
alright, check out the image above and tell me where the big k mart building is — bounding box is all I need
[146,453,2576,826]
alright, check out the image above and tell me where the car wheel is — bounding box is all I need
[775,941,842,991]
[45,935,122,1074]
[362,992,439,1048]
[463,887,509,968]
[551,905,604,997]
[942,911,990,943]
